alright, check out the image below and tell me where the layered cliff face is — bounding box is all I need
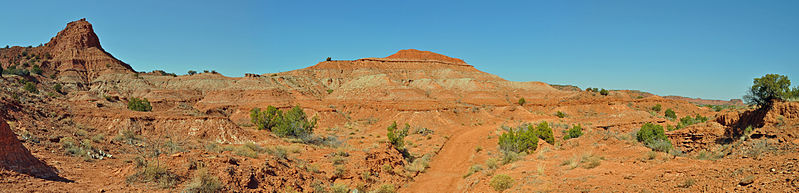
[0,18,134,85]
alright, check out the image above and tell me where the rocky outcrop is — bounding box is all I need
[43,18,134,84]
[385,49,466,65]
[0,117,64,181]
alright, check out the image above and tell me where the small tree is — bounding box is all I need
[386,122,409,151]
[498,125,538,154]
[272,106,316,139]
[599,89,609,96]
[187,70,197,75]
[517,97,526,106]
[664,109,677,119]
[250,106,282,130]
[127,97,152,112]
[326,57,332,61]
[744,74,797,107]
[636,123,672,152]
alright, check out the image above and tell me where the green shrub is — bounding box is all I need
[636,123,672,152]
[517,97,526,106]
[373,184,396,193]
[31,65,42,75]
[651,104,662,112]
[498,125,538,154]
[563,124,583,140]
[555,111,567,118]
[250,106,282,130]
[676,114,708,129]
[250,106,317,140]
[187,70,197,75]
[664,109,677,119]
[23,82,37,93]
[534,122,555,145]
[463,164,483,178]
[599,89,609,96]
[387,122,409,151]
[183,168,221,193]
[489,174,514,192]
[127,97,152,112]
[744,74,799,107]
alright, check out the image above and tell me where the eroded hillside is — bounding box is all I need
[1,19,797,192]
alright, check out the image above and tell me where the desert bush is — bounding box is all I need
[534,122,555,145]
[406,154,432,173]
[463,164,483,178]
[489,174,514,192]
[127,161,180,188]
[251,106,317,141]
[128,97,152,112]
[651,104,662,112]
[563,124,583,140]
[331,183,349,193]
[599,89,609,96]
[234,142,263,158]
[498,125,538,154]
[23,82,37,93]
[636,123,672,152]
[517,97,526,106]
[744,74,799,107]
[555,111,567,118]
[664,108,677,119]
[183,168,221,193]
[387,122,409,151]
[187,70,197,75]
[373,184,396,193]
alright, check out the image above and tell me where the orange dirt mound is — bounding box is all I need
[0,117,66,181]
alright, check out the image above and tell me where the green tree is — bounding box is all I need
[187,70,197,75]
[599,89,609,96]
[517,97,526,106]
[744,74,797,107]
[127,97,152,112]
[563,124,583,140]
[636,123,672,152]
[498,125,538,154]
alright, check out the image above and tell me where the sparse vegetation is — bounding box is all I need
[126,161,180,188]
[187,70,197,75]
[636,123,672,152]
[183,168,221,193]
[517,97,526,106]
[489,174,514,192]
[563,124,583,140]
[53,83,62,94]
[31,64,42,75]
[127,97,153,112]
[463,164,483,178]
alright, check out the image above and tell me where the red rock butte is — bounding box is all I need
[385,49,467,65]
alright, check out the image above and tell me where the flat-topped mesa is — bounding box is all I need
[42,18,135,84]
[382,49,468,65]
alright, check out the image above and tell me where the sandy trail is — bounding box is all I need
[403,124,494,193]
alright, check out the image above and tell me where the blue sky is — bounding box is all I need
[1,0,797,100]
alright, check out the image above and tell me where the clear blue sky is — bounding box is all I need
[1,0,797,100]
